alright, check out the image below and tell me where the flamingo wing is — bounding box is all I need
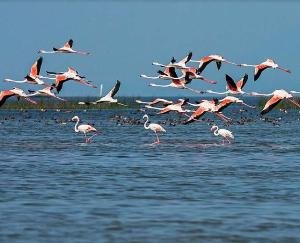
[180,51,192,64]
[254,64,269,81]
[216,99,233,112]
[197,56,215,74]
[30,57,43,77]
[184,106,206,124]
[64,39,73,48]
[236,74,248,89]
[261,95,282,115]
[0,91,15,107]
[169,67,178,78]
[107,80,121,98]
[225,74,237,91]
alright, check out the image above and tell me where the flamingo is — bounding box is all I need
[190,54,240,74]
[152,52,193,69]
[135,98,173,106]
[211,125,234,144]
[184,99,231,124]
[0,87,37,107]
[145,98,192,114]
[207,74,248,95]
[250,89,300,115]
[140,68,184,80]
[95,80,127,106]
[71,116,99,143]
[149,72,203,94]
[4,57,48,86]
[180,67,217,84]
[38,39,90,55]
[239,59,291,81]
[215,96,256,112]
[27,86,65,101]
[43,67,96,93]
[143,114,166,144]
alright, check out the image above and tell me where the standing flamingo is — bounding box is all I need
[239,59,291,81]
[39,39,90,55]
[71,116,99,143]
[4,57,47,85]
[0,87,37,107]
[44,67,96,93]
[143,114,166,144]
[207,74,248,95]
[211,125,234,144]
[190,54,240,74]
[250,89,300,115]
[152,52,193,69]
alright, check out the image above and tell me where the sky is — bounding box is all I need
[0,1,299,97]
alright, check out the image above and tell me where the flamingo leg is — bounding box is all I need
[86,132,100,143]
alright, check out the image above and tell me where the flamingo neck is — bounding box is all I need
[144,116,150,130]
[213,127,219,136]
[74,118,80,132]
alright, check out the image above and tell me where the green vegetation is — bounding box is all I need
[1,97,141,110]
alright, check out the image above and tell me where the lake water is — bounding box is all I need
[1,100,300,242]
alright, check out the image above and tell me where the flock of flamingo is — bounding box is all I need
[1,39,300,144]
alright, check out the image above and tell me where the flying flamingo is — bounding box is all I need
[27,86,65,101]
[143,114,166,144]
[149,72,203,94]
[4,57,48,86]
[39,39,90,55]
[211,125,234,144]
[43,67,96,93]
[250,89,300,115]
[145,98,192,115]
[136,98,173,106]
[95,80,127,106]
[239,59,291,81]
[140,65,184,80]
[184,99,231,124]
[152,52,193,69]
[207,74,248,95]
[72,116,99,143]
[180,67,217,84]
[190,54,240,74]
[215,96,256,112]
[0,87,37,107]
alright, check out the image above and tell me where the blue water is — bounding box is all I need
[1,103,300,242]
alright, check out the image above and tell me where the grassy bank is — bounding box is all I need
[1,96,299,110]
[0,97,140,110]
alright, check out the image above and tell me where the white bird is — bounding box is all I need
[72,116,99,143]
[211,125,234,144]
[95,80,127,106]
[143,114,166,144]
